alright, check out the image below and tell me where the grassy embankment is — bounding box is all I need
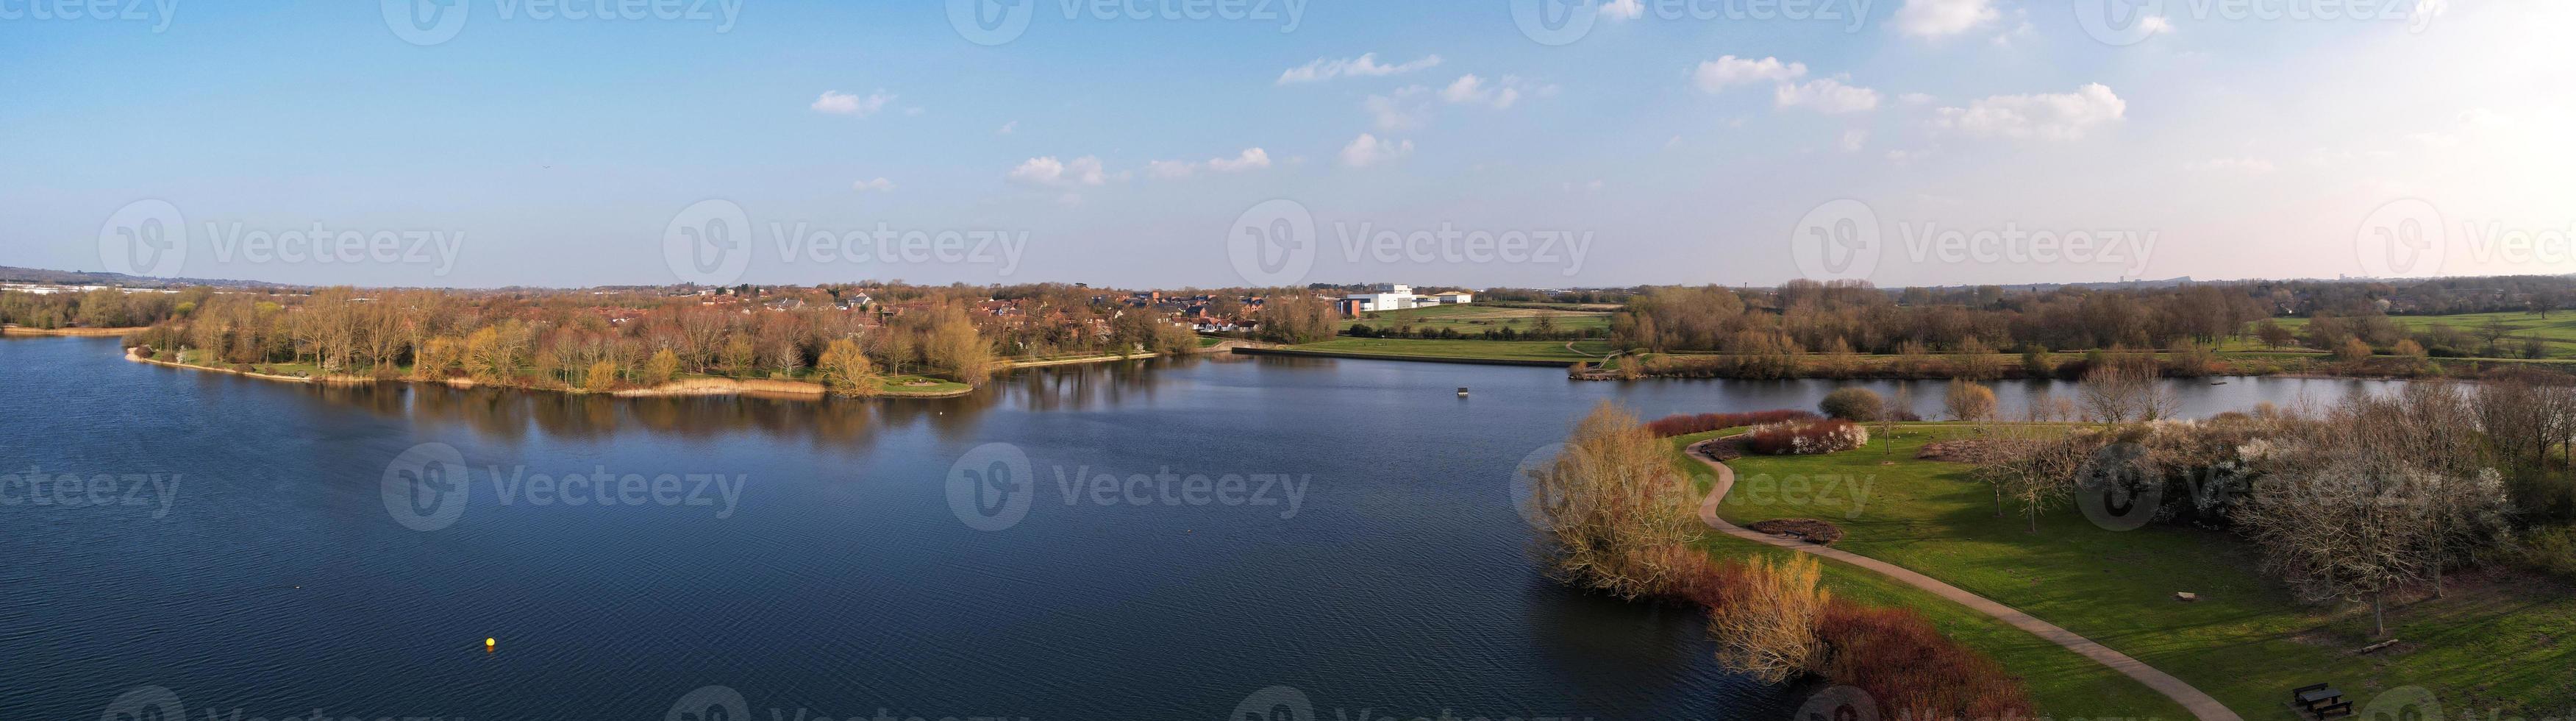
[2273,310,2576,360]
[1673,422,2576,718]
[1285,313,2576,377]
[1340,304,1612,334]
[1271,338,1615,363]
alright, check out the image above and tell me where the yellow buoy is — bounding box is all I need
[485,638,496,652]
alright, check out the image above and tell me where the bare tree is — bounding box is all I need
[2079,360,2169,425]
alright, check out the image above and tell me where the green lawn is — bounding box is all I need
[876,374,971,396]
[1341,303,1610,333]
[2275,310,2576,359]
[1284,337,1613,363]
[1677,423,2576,718]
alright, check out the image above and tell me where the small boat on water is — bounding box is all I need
[1457,387,1470,397]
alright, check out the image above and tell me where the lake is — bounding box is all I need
[0,336,2410,720]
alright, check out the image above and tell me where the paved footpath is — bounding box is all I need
[1683,438,2244,721]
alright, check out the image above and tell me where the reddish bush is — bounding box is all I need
[1644,409,1819,438]
[1814,598,2036,720]
[1743,419,1869,455]
[1664,553,2036,720]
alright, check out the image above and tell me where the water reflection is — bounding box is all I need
[290,356,1205,447]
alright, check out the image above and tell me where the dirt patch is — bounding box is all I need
[1697,436,1749,461]
[1916,438,2008,464]
[1746,518,1845,545]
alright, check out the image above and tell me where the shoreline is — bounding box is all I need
[3,324,149,337]
[1244,341,2553,382]
[122,346,977,399]
[111,341,1241,400]
[1229,346,1577,367]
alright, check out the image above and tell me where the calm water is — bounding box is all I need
[0,337,2410,720]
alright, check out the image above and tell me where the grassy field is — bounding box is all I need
[1341,303,1611,333]
[1663,432,2192,718]
[2274,310,2576,359]
[875,374,971,396]
[1282,337,1613,363]
[1676,423,2576,718]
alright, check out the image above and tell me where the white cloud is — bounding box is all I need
[2138,15,2174,35]
[1932,83,2127,140]
[811,90,894,117]
[1207,147,1272,172]
[2185,157,2275,174]
[1339,134,1414,168]
[1841,129,1869,152]
[1775,78,1881,113]
[1149,148,1272,179]
[1363,85,1433,131]
[1440,74,1530,109]
[852,177,896,191]
[1694,55,1808,91]
[2457,107,2513,129]
[1007,156,1107,187]
[1600,0,1644,20]
[997,121,1017,135]
[1277,53,1443,85]
[1894,0,1998,38]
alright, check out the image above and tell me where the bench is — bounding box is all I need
[2292,685,2347,719]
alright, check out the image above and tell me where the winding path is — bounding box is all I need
[1683,437,2243,721]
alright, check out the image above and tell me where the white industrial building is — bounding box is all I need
[1341,284,1473,313]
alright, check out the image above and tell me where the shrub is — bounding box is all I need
[2514,525,2576,580]
[1744,419,1869,455]
[1944,380,1997,422]
[1815,598,2035,720]
[1527,402,1705,599]
[1698,555,1827,683]
[1820,388,1885,421]
[583,360,621,391]
[1642,409,1819,437]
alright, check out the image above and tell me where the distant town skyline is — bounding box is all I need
[6,1,2569,290]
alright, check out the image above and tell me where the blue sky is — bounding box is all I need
[3,0,2567,289]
